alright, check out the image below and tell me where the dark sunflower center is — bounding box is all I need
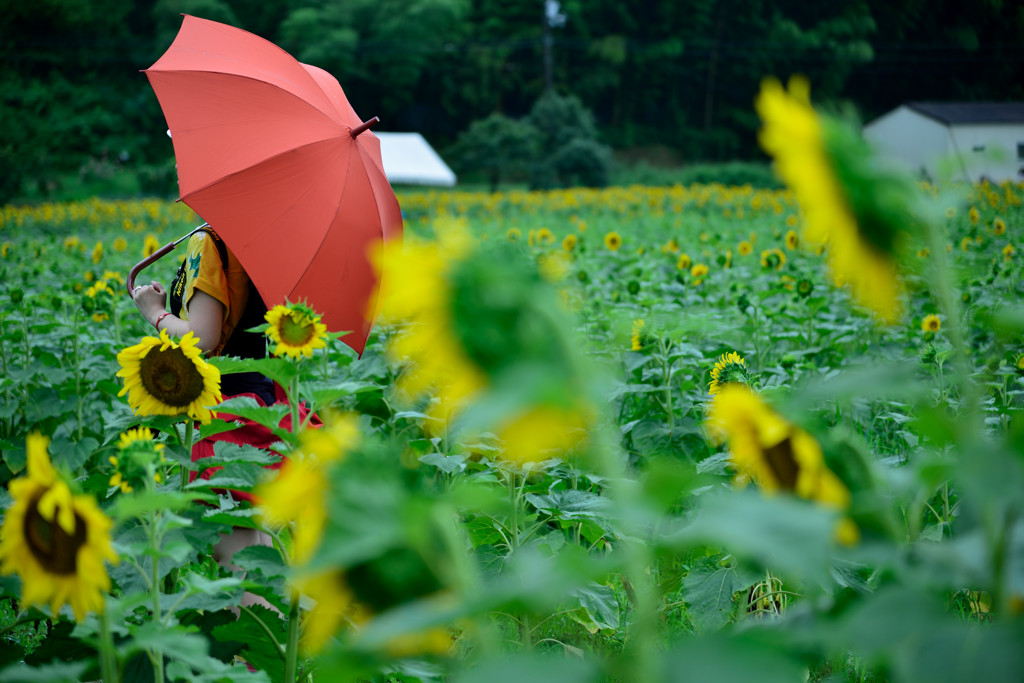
[280,315,315,346]
[139,345,206,407]
[762,437,799,490]
[24,497,86,575]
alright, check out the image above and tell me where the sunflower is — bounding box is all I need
[677,253,692,270]
[993,218,1006,236]
[604,231,622,251]
[784,230,799,250]
[497,404,589,465]
[113,237,128,252]
[0,434,119,621]
[91,241,103,264]
[921,314,941,333]
[143,234,161,257]
[755,76,906,324]
[917,247,930,259]
[705,385,857,544]
[295,566,451,656]
[265,302,329,359]
[708,351,750,395]
[691,263,709,284]
[109,427,166,493]
[760,248,786,270]
[294,570,363,653]
[738,240,754,256]
[538,251,572,282]
[506,228,522,243]
[562,234,578,251]
[1015,353,1024,376]
[1003,244,1016,261]
[536,227,555,245]
[796,279,814,298]
[375,225,486,427]
[258,453,328,564]
[969,206,980,225]
[116,329,223,424]
[631,318,645,351]
[256,416,359,564]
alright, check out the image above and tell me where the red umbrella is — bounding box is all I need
[131,14,402,355]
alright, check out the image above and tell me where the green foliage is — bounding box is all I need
[524,91,613,189]
[446,113,539,192]
[3,149,1024,681]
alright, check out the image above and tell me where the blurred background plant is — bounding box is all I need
[1,94,1024,680]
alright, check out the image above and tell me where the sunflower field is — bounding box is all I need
[1,82,1024,683]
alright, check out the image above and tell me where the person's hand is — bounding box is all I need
[132,280,167,326]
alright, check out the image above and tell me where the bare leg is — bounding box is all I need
[213,527,279,614]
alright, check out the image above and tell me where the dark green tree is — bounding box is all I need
[447,113,539,192]
[524,90,612,188]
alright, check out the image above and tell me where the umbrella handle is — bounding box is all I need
[126,243,176,297]
[125,223,209,297]
[351,116,379,138]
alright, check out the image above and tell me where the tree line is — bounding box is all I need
[2,0,1022,201]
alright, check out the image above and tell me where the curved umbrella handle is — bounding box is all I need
[126,243,176,297]
[125,223,209,297]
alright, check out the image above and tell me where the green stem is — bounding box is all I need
[180,419,194,491]
[283,589,301,683]
[147,512,165,683]
[99,604,120,683]
[659,338,675,430]
[282,375,304,683]
[922,216,979,421]
[988,508,1016,618]
[289,376,301,436]
[72,311,83,440]
[589,420,657,682]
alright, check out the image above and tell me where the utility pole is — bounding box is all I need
[543,0,567,91]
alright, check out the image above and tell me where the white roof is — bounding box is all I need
[375,132,456,187]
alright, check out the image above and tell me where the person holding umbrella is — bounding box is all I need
[124,14,402,614]
[131,222,274,405]
[130,224,294,614]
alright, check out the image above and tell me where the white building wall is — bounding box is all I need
[948,124,1024,182]
[863,107,951,180]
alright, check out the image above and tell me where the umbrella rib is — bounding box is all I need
[287,141,359,290]
[180,135,349,200]
[349,144,390,330]
[150,69,344,124]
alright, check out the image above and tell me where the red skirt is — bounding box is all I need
[190,383,321,503]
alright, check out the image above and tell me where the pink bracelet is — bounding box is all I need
[154,311,172,330]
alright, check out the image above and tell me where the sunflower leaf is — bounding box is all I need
[208,357,301,386]
[212,397,292,435]
[0,659,89,683]
[680,564,749,634]
[233,545,288,579]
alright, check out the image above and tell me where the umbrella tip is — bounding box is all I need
[350,117,380,138]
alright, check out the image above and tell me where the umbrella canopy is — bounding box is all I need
[143,15,402,355]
